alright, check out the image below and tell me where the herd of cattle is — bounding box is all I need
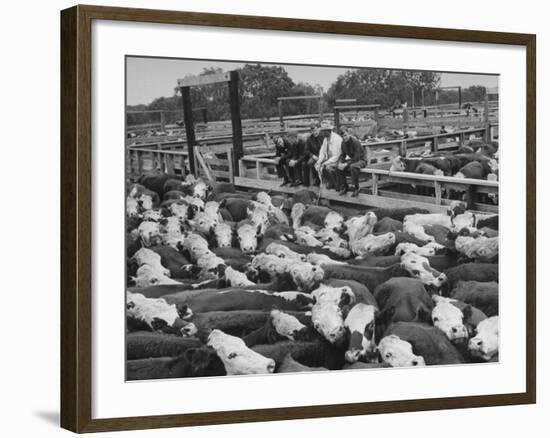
[125,172,499,380]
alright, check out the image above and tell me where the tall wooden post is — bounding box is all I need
[228,70,243,175]
[334,108,340,133]
[458,86,462,109]
[180,86,196,176]
[318,97,323,121]
[403,107,409,133]
[278,100,284,129]
[483,90,490,142]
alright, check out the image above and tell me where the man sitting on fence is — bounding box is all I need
[285,131,307,187]
[302,122,325,187]
[273,132,304,187]
[335,127,367,197]
[315,123,342,191]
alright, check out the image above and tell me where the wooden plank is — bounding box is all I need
[177,71,230,87]
[277,95,322,101]
[333,104,381,110]
[194,148,215,183]
[234,177,449,213]
[362,169,499,187]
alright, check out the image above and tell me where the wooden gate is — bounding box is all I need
[193,144,234,184]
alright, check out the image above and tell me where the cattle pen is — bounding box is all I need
[126,71,499,214]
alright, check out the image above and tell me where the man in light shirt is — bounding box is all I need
[315,124,342,190]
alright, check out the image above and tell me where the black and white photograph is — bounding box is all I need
[125,56,500,380]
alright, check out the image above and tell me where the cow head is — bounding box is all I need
[133,265,180,287]
[345,211,377,243]
[126,196,141,218]
[169,202,189,219]
[431,296,470,343]
[224,266,254,287]
[316,228,348,249]
[142,209,163,222]
[192,212,219,235]
[180,321,198,337]
[289,262,325,292]
[237,222,261,254]
[270,309,307,341]
[468,316,499,361]
[192,180,208,199]
[447,201,467,219]
[390,155,405,172]
[213,222,233,248]
[312,302,346,345]
[312,284,356,310]
[265,242,306,261]
[207,329,276,375]
[291,203,306,228]
[251,253,289,277]
[255,191,272,206]
[400,253,447,288]
[395,241,444,257]
[295,229,323,247]
[353,232,396,257]
[324,211,345,233]
[344,303,377,363]
[378,335,425,367]
[137,221,162,247]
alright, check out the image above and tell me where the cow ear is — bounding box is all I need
[415,306,432,324]
[256,224,263,236]
[462,304,473,322]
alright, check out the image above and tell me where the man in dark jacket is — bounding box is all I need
[335,127,367,197]
[286,131,306,186]
[273,132,304,187]
[273,134,291,186]
[301,123,325,187]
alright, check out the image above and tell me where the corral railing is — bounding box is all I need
[235,126,498,213]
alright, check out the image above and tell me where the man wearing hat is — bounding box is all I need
[336,127,366,197]
[315,123,342,190]
[301,122,325,187]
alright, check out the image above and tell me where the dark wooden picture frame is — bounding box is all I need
[60,4,536,433]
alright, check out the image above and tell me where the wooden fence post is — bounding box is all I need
[334,108,340,133]
[228,70,243,176]
[371,173,379,196]
[180,86,196,175]
[483,92,490,142]
[278,100,284,129]
[400,140,407,157]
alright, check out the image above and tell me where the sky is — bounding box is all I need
[126,56,498,106]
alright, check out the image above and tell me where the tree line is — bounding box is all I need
[126,64,489,127]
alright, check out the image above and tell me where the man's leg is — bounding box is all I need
[325,164,337,190]
[349,160,366,196]
[290,163,303,186]
[301,160,310,186]
[277,159,290,186]
[336,166,349,194]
